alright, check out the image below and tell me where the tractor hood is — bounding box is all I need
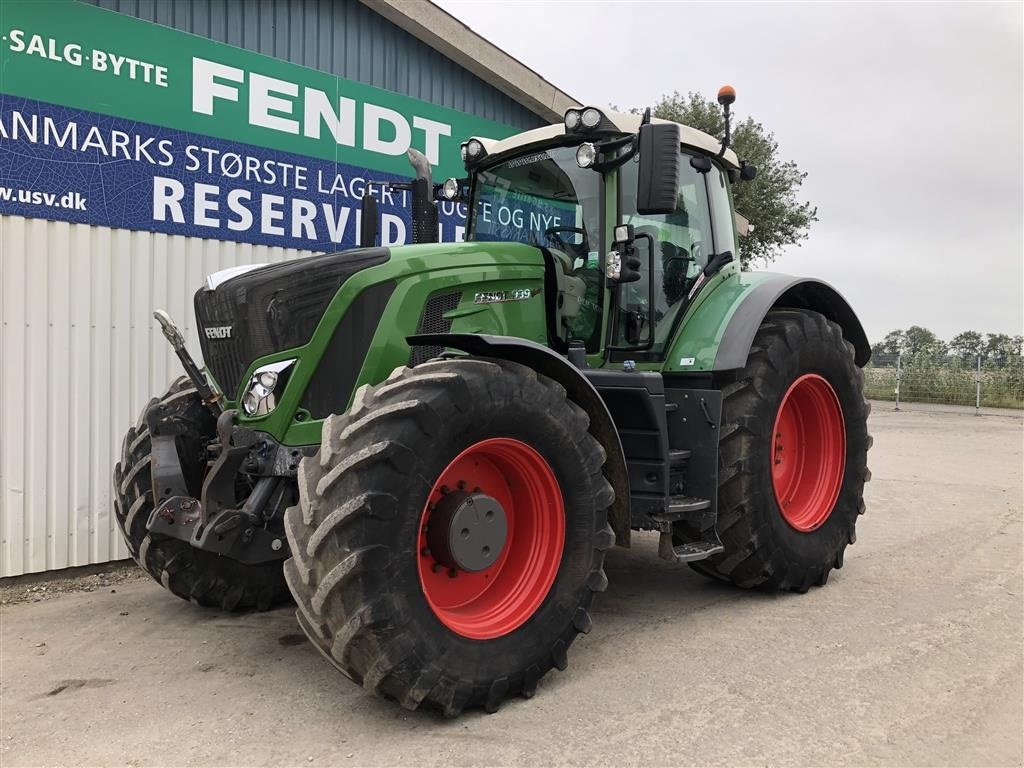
[385,239,546,274]
[194,241,546,400]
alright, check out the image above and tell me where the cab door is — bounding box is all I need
[607,152,737,361]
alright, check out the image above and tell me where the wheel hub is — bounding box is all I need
[427,490,508,572]
[771,373,846,532]
[417,437,565,640]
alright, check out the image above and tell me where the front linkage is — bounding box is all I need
[146,311,312,566]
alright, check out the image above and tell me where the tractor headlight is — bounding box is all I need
[441,177,460,200]
[460,143,469,162]
[242,359,295,417]
[462,138,487,170]
[258,371,278,389]
[564,109,581,131]
[576,142,597,168]
[605,250,622,280]
[243,390,262,415]
[581,107,602,129]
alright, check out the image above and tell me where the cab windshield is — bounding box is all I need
[467,145,601,260]
[466,144,604,348]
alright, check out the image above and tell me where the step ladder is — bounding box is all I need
[654,447,723,563]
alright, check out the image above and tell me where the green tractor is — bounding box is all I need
[113,88,871,716]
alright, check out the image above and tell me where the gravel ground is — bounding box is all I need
[1,406,1021,767]
[0,562,145,606]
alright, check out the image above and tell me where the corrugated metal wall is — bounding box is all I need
[2,0,546,577]
[81,0,543,130]
[0,215,305,576]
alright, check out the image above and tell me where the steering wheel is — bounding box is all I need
[544,226,588,258]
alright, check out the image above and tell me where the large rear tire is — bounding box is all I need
[112,377,289,610]
[689,309,871,591]
[283,358,614,715]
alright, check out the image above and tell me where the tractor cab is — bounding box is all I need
[452,104,746,363]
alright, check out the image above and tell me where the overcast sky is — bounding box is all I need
[435,0,1023,343]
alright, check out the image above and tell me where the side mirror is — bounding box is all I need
[636,122,680,215]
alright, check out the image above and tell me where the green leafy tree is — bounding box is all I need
[869,327,947,361]
[871,330,906,358]
[902,326,948,359]
[646,91,818,268]
[949,330,984,363]
[984,333,1023,368]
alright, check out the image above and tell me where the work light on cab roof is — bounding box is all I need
[564,106,610,134]
[461,137,487,168]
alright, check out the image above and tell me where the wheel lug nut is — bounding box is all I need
[432,563,443,573]
[448,568,458,578]
[420,547,430,557]
[457,480,467,490]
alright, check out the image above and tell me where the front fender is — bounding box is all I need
[407,333,631,547]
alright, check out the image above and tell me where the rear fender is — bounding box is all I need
[665,274,870,373]
[714,277,870,370]
[407,333,631,547]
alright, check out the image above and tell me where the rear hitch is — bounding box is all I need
[153,309,222,415]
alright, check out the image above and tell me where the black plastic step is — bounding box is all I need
[651,495,712,532]
[671,540,724,563]
[668,449,692,468]
[662,495,710,519]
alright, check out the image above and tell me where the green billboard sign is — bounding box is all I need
[0,0,517,179]
[0,0,525,249]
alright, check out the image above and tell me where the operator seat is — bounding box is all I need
[633,225,693,313]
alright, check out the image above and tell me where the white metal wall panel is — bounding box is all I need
[0,215,307,576]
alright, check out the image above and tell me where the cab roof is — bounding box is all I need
[473,109,740,171]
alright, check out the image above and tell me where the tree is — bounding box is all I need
[869,327,947,361]
[647,91,818,268]
[902,326,948,359]
[949,331,984,363]
[871,330,907,358]
[984,333,1023,368]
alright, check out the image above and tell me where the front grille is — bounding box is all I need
[194,247,389,398]
[300,281,396,418]
[409,291,461,366]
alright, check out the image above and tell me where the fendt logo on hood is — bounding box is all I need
[204,325,233,339]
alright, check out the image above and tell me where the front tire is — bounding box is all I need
[690,309,871,591]
[283,358,614,715]
[112,377,290,610]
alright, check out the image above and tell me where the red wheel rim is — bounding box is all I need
[417,438,565,640]
[771,374,846,532]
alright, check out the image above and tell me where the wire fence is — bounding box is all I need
[864,353,1024,414]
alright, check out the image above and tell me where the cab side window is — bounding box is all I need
[615,153,716,351]
[708,166,738,259]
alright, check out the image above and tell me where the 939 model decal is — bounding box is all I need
[473,288,540,305]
